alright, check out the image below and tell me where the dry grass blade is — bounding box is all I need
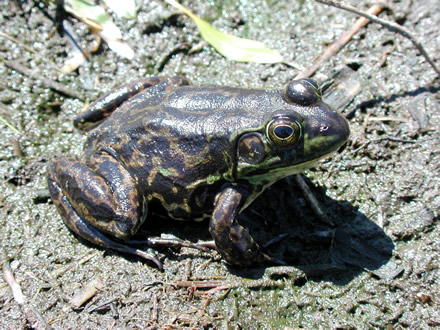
[0,115,21,135]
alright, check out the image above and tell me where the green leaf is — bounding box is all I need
[66,0,134,59]
[165,0,283,63]
[103,0,136,19]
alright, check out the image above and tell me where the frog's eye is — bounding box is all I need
[266,116,302,149]
[285,79,321,106]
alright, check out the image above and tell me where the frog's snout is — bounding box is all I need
[302,102,350,158]
[321,106,350,147]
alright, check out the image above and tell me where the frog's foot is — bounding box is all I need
[47,157,163,270]
[126,238,211,253]
[209,187,285,267]
[55,202,164,270]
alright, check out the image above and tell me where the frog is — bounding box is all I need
[47,76,350,269]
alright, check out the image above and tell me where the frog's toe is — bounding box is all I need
[78,222,164,269]
[62,199,164,270]
[65,209,163,269]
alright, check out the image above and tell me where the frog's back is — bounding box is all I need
[87,85,284,150]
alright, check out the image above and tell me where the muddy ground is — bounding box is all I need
[0,0,439,328]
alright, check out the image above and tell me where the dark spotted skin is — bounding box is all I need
[47,76,350,267]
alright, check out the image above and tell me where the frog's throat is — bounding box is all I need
[241,153,329,186]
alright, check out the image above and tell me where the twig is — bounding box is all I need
[347,135,417,155]
[196,286,230,297]
[0,31,62,72]
[295,3,384,79]
[70,277,104,309]
[3,261,49,330]
[377,40,400,67]
[50,251,99,278]
[151,293,158,322]
[86,297,120,313]
[174,280,232,297]
[293,174,334,226]
[0,116,21,135]
[366,116,409,123]
[263,233,289,248]
[174,280,226,289]
[4,60,84,100]
[315,0,440,76]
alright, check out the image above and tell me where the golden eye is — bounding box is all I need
[266,117,302,149]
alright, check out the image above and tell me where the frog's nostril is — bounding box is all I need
[319,124,329,133]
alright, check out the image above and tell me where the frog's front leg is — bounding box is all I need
[47,151,162,269]
[74,76,191,130]
[209,187,283,266]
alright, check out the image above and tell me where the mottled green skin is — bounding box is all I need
[47,76,349,267]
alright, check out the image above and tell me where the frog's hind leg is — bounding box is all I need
[47,156,163,269]
[74,76,191,131]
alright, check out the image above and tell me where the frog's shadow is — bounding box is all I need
[226,175,394,283]
[133,175,394,284]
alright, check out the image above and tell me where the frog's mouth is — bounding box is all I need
[240,125,349,185]
[243,151,333,185]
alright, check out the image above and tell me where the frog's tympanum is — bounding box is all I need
[47,76,349,269]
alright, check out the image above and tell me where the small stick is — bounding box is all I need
[0,115,21,135]
[377,40,400,68]
[262,233,289,248]
[70,277,104,309]
[50,251,99,278]
[174,280,226,288]
[196,286,230,296]
[295,3,384,79]
[151,293,158,322]
[315,0,440,76]
[3,261,49,330]
[4,60,84,100]
[293,174,334,226]
[0,31,62,72]
[127,237,210,252]
[86,297,120,313]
